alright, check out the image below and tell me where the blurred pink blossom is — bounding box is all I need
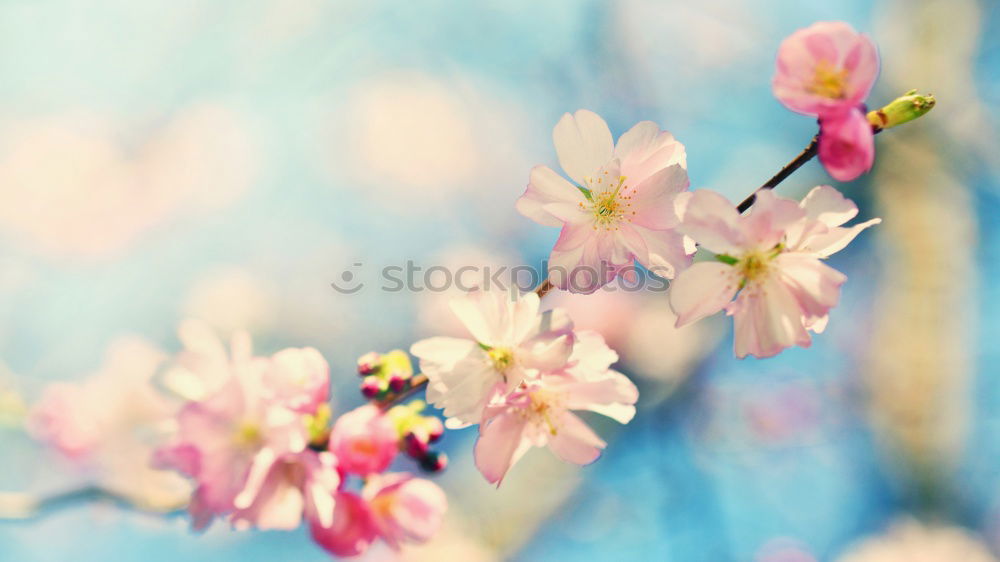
[670,186,879,358]
[772,22,880,182]
[328,404,398,477]
[154,321,332,529]
[364,473,447,550]
[231,449,340,532]
[27,336,191,509]
[772,21,879,118]
[474,365,638,485]
[0,104,258,259]
[516,109,692,293]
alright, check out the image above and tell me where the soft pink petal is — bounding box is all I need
[669,261,741,326]
[629,224,692,280]
[553,110,614,185]
[729,275,812,359]
[516,165,584,227]
[615,122,686,183]
[799,218,881,257]
[474,411,528,484]
[548,411,606,465]
[627,164,689,230]
[677,189,745,255]
[741,190,808,250]
[774,252,847,319]
[799,184,859,226]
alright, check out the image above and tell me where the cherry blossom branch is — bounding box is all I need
[0,487,184,521]
[376,373,428,410]
[735,90,934,213]
[735,133,820,213]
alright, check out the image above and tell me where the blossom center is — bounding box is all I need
[578,171,635,231]
[738,250,773,282]
[234,421,263,448]
[525,389,561,436]
[487,347,514,371]
[807,61,849,99]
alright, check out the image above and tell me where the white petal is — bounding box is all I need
[800,218,881,257]
[669,261,740,326]
[553,110,614,185]
[799,185,859,227]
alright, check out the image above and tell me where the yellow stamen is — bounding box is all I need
[807,60,849,99]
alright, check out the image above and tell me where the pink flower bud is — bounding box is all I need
[387,372,409,393]
[424,417,444,443]
[359,376,383,399]
[356,352,380,376]
[419,451,448,473]
[403,430,430,459]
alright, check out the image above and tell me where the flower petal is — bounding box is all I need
[548,411,605,465]
[669,261,741,326]
[553,110,614,185]
[799,184,859,227]
[677,189,745,255]
[800,218,881,257]
[474,411,528,485]
[516,165,584,227]
[627,164,689,230]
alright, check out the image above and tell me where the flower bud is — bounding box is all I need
[357,352,381,376]
[403,430,430,459]
[867,90,935,130]
[419,451,448,473]
[424,417,444,443]
[360,376,384,398]
[387,372,409,393]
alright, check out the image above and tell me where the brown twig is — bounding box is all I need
[533,278,555,299]
[735,123,884,213]
[0,487,185,521]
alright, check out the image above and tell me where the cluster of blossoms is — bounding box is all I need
[19,20,936,558]
[514,21,914,358]
[411,287,639,483]
[773,21,881,181]
[151,322,446,557]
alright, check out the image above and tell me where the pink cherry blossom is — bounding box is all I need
[818,107,876,182]
[263,347,330,414]
[363,473,447,549]
[473,363,638,485]
[772,21,879,118]
[153,324,320,528]
[310,491,378,558]
[516,109,692,293]
[154,369,310,528]
[411,287,575,426]
[27,336,192,509]
[327,404,398,476]
[670,186,880,358]
[231,449,340,531]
